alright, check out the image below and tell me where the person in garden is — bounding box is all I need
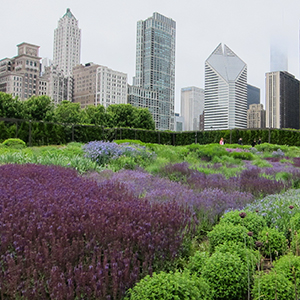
[238,138,243,145]
[258,138,262,144]
[251,139,257,147]
[219,137,224,145]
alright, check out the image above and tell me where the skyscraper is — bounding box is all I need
[247,84,260,109]
[204,43,247,130]
[265,71,300,129]
[133,12,176,130]
[53,8,81,76]
[181,86,204,131]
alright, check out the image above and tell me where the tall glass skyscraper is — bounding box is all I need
[133,12,176,130]
[204,43,247,130]
[53,8,81,76]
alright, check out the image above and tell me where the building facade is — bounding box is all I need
[0,43,41,99]
[247,84,260,109]
[247,104,266,128]
[53,8,81,76]
[265,71,300,129]
[204,43,247,130]
[133,12,176,130]
[73,63,127,109]
[180,86,204,131]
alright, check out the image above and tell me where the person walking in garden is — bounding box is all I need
[251,139,257,147]
[258,138,262,145]
[219,137,224,145]
[238,138,243,145]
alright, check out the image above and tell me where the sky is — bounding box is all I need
[1,0,300,113]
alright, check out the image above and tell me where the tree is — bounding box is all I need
[0,92,24,119]
[22,95,55,121]
[106,104,136,128]
[80,104,107,126]
[133,108,155,130]
[53,100,82,124]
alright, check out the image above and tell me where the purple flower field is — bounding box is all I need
[0,164,192,299]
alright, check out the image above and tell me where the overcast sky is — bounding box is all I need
[1,0,300,112]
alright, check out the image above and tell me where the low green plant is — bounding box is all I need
[186,251,209,276]
[2,138,26,148]
[207,222,253,252]
[125,270,212,300]
[252,271,295,300]
[257,228,287,259]
[202,251,248,300]
[220,210,267,240]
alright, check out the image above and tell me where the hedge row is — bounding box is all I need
[1,118,300,146]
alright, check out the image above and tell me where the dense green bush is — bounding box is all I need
[2,138,26,148]
[207,222,253,252]
[186,251,209,276]
[220,210,267,240]
[257,228,287,259]
[125,270,212,300]
[252,271,295,300]
[202,251,248,300]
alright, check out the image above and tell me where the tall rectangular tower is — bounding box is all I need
[204,43,247,130]
[53,8,81,76]
[134,12,176,130]
[181,86,204,131]
[265,71,300,129]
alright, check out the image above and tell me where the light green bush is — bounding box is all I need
[2,138,26,148]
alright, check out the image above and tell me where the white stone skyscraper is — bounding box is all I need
[53,8,81,76]
[204,43,247,130]
[133,12,176,130]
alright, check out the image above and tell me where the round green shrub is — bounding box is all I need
[252,271,295,300]
[214,241,260,273]
[2,138,26,148]
[202,251,248,300]
[220,210,267,240]
[207,222,253,252]
[257,228,287,259]
[273,253,300,289]
[186,251,209,276]
[125,270,212,300]
[290,212,300,232]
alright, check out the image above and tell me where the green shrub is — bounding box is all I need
[202,251,248,300]
[273,253,300,292]
[214,241,260,272]
[2,138,26,148]
[207,222,253,252]
[257,228,287,259]
[229,151,254,160]
[186,251,209,276]
[125,270,212,300]
[220,210,267,240]
[252,271,295,300]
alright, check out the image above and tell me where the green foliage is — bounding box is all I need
[207,222,253,252]
[126,270,212,300]
[220,210,267,240]
[0,92,24,119]
[22,95,55,121]
[80,104,107,125]
[53,100,82,124]
[202,251,248,300]
[2,138,26,148]
[257,228,287,259]
[186,251,209,276]
[229,151,254,160]
[252,271,295,300]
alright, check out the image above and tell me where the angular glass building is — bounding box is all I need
[204,43,247,130]
[133,12,176,130]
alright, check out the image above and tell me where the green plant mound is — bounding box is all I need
[125,270,212,300]
[291,212,300,232]
[2,138,26,148]
[202,251,248,300]
[220,210,266,240]
[273,253,300,291]
[252,271,295,300]
[214,241,260,273]
[257,228,287,259]
[186,251,209,276]
[207,222,254,252]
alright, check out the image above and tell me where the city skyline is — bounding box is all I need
[1,0,300,113]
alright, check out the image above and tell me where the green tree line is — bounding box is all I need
[0,92,155,130]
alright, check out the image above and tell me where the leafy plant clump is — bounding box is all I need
[125,270,212,300]
[202,251,248,300]
[2,138,26,148]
